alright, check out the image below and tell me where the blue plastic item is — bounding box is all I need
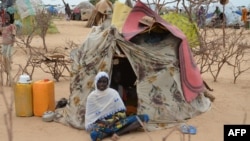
[180,124,197,134]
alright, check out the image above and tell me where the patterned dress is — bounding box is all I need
[85,72,150,141]
[90,111,149,141]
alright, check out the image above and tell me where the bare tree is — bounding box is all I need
[230,44,250,83]
[0,57,3,85]
[0,85,14,141]
[35,8,53,52]
[15,18,39,79]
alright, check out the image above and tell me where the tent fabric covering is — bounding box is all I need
[54,1,211,131]
[205,3,244,26]
[15,0,43,19]
[122,1,204,103]
[14,0,40,34]
[74,1,95,21]
[86,0,113,27]
[111,2,132,33]
[13,0,58,35]
[161,13,200,48]
[95,0,113,14]
[111,1,199,49]
[54,25,211,131]
[75,1,95,10]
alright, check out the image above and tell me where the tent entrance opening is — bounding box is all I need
[111,57,138,116]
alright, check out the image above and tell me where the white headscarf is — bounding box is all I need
[85,71,126,131]
[94,71,109,90]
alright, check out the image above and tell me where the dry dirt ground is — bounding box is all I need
[0,19,250,141]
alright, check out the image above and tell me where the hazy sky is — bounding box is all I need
[42,0,250,7]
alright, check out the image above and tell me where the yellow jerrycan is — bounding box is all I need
[14,74,33,117]
[33,79,55,117]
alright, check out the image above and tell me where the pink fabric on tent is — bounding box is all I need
[122,0,204,102]
[73,8,80,13]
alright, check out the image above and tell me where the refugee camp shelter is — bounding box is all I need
[47,5,58,16]
[54,1,211,131]
[86,0,113,27]
[74,1,94,21]
[15,0,43,34]
[205,2,244,26]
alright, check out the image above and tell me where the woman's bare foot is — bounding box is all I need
[111,133,120,141]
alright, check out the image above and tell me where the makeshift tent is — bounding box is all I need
[74,1,95,21]
[72,7,81,20]
[14,0,58,35]
[14,0,43,34]
[111,2,199,48]
[54,1,211,131]
[47,5,58,15]
[86,0,113,27]
[15,0,42,19]
[205,2,244,26]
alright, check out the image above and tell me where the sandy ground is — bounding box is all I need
[0,19,250,141]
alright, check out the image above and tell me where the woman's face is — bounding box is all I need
[97,76,108,91]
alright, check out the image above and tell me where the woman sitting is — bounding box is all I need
[85,71,149,141]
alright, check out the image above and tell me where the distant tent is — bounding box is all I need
[47,5,58,15]
[14,0,58,35]
[54,1,211,131]
[75,1,95,9]
[15,0,41,19]
[205,2,244,26]
[15,0,43,34]
[73,8,80,13]
[86,0,113,27]
[72,7,81,20]
[74,1,95,21]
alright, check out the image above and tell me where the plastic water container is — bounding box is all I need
[14,74,33,117]
[33,79,55,117]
